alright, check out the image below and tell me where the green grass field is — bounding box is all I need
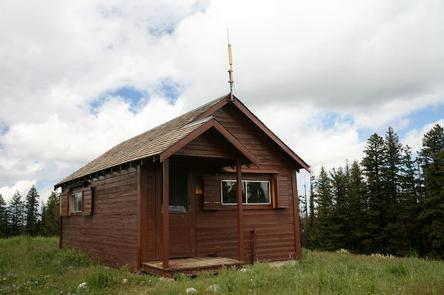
[0,237,443,295]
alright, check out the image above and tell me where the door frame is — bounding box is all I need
[154,164,196,259]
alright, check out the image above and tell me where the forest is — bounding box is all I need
[301,124,444,259]
[0,187,59,238]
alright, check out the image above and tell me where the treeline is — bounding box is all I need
[0,186,60,238]
[300,124,444,259]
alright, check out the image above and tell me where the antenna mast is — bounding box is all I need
[227,29,234,101]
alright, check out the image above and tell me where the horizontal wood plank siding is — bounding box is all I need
[175,129,237,159]
[61,168,139,269]
[190,103,298,261]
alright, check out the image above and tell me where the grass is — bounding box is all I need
[0,237,443,294]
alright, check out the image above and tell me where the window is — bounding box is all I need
[168,166,187,213]
[221,180,246,204]
[72,191,83,212]
[221,180,271,205]
[246,181,271,204]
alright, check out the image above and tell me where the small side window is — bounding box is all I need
[72,191,83,213]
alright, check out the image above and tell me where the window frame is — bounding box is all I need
[220,179,271,205]
[71,190,83,213]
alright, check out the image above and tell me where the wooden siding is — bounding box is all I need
[174,128,239,159]
[61,101,301,268]
[61,168,139,269]
[140,103,300,263]
[190,103,298,261]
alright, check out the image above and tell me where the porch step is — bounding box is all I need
[142,257,243,277]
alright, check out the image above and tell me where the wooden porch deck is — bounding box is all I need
[141,257,243,277]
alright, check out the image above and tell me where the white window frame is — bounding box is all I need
[221,179,271,205]
[71,191,83,213]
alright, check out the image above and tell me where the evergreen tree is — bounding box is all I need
[25,185,40,236]
[418,124,444,258]
[330,166,348,249]
[40,192,60,236]
[303,125,443,258]
[382,127,404,255]
[361,133,386,253]
[0,194,9,238]
[347,161,367,252]
[394,145,421,255]
[311,167,334,250]
[8,191,25,236]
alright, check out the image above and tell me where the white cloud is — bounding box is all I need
[0,0,444,200]
[0,180,36,203]
[403,118,444,152]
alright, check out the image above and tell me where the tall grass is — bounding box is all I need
[0,236,443,294]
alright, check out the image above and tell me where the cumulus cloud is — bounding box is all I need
[0,0,443,202]
[403,118,444,152]
[0,180,36,200]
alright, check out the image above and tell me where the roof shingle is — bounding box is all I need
[57,95,228,185]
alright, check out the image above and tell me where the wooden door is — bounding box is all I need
[169,166,193,258]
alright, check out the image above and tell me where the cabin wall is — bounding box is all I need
[139,163,159,262]
[61,167,139,268]
[175,129,237,159]
[192,104,299,261]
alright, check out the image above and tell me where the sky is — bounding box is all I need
[0,0,444,203]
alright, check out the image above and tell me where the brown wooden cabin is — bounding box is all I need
[55,94,309,275]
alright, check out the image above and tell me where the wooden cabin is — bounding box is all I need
[55,94,309,275]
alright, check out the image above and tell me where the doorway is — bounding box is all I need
[168,166,193,258]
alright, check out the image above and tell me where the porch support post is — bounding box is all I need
[236,157,245,262]
[162,158,170,268]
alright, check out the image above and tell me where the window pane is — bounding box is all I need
[222,181,246,204]
[169,166,187,212]
[247,181,270,204]
[72,192,82,212]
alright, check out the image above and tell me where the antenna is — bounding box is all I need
[227,29,234,101]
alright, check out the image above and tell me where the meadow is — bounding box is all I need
[0,236,443,295]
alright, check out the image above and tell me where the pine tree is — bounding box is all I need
[0,194,9,238]
[312,167,334,250]
[394,145,421,255]
[418,124,444,258]
[382,127,404,255]
[330,166,348,250]
[25,185,40,236]
[347,161,367,252]
[40,192,60,236]
[361,133,386,253]
[8,191,25,236]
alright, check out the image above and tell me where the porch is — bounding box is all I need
[142,256,243,277]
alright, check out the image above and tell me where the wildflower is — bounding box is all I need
[207,284,220,292]
[77,282,88,291]
[122,278,128,283]
[186,287,198,294]
[240,268,247,272]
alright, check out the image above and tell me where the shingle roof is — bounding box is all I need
[57,95,228,186]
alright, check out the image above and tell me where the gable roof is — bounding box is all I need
[56,94,309,187]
